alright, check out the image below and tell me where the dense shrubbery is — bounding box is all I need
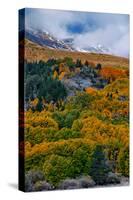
[41,145,92,186]
[53,109,80,128]
[24,57,129,191]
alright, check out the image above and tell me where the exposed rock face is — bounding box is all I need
[58,176,95,190]
[33,181,53,191]
[119,177,129,186]
[25,171,54,192]
[62,73,107,97]
[24,29,73,51]
[25,171,44,192]
[106,172,121,184]
[77,176,96,188]
[58,179,81,190]
[62,75,92,96]
[118,95,127,101]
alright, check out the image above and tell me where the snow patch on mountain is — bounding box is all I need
[25,28,111,54]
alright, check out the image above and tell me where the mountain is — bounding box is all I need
[21,28,73,51]
[75,44,110,54]
[20,28,111,54]
[23,39,129,69]
[63,38,111,54]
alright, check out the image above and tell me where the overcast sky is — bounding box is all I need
[24,8,129,58]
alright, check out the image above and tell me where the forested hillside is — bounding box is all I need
[22,56,129,191]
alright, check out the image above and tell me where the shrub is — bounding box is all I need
[52,112,65,129]
[53,109,80,129]
[57,128,81,140]
[72,119,83,131]
[66,92,93,110]
[65,110,80,128]
[44,128,81,142]
[118,147,129,177]
[63,57,75,68]
[25,126,46,145]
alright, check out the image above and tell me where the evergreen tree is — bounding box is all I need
[76,59,82,68]
[84,60,89,67]
[36,99,43,112]
[90,145,110,185]
[96,63,102,70]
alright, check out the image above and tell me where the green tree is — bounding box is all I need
[90,145,110,185]
[63,57,75,68]
[36,99,43,112]
[65,109,80,128]
[70,146,92,177]
[76,59,82,68]
[43,154,71,186]
[118,147,129,177]
[67,92,93,110]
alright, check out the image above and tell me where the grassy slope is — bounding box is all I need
[22,39,129,69]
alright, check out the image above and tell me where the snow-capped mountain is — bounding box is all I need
[79,44,110,54]
[22,28,110,54]
[23,28,73,51]
[63,38,110,54]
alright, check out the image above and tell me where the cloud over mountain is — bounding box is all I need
[25,8,129,57]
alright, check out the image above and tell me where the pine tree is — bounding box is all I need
[36,100,43,112]
[90,145,110,185]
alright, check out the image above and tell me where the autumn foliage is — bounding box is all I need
[100,66,127,82]
[23,58,129,190]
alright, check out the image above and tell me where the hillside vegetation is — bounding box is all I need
[20,40,129,191]
[21,39,129,68]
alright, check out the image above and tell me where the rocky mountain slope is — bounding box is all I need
[20,28,73,51]
[20,28,111,54]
